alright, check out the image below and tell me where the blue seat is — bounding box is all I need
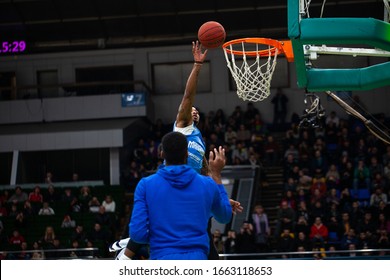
[327,232,340,247]
[357,189,370,200]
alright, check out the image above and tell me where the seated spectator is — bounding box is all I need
[277,229,295,255]
[224,126,237,146]
[44,171,54,184]
[281,190,296,210]
[356,231,373,250]
[325,111,340,127]
[0,201,8,217]
[61,188,75,203]
[339,187,354,213]
[324,188,340,208]
[338,212,354,238]
[295,216,310,236]
[223,230,237,255]
[309,217,328,249]
[370,187,388,208]
[353,159,371,190]
[39,226,56,249]
[8,203,19,217]
[14,211,28,229]
[236,124,251,145]
[294,231,311,251]
[43,184,60,203]
[212,229,224,254]
[263,135,280,166]
[0,190,10,205]
[284,143,299,160]
[69,197,81,213]
[87,223,112,252]
[8,186,28,204]
[298,169,312,191]
[88,196,101,213]
[9,229,25,247]
[236,221,256,255]
[22,200,35,216]
[61,215,76,228]
[231,141,249,164]
[45,239,66,259]
[71,225,87,245]
[350,200,364,227]
[296,200,310,222]
[340,228,358,250]
[284,177,297,193]
[310,149,328,175]
[283,154,299,180]
[377,229,390,249]
[102,195,116,213]
[275,200,296,237]
[296,188,309,205]
[28,186,43,204]
[371,172,388,193]
[310,169,327,199]
[358,211,377,235]
[94,206,115,230]
[309,200,326,223]
[377,213,390,235]
[78,186,92,212]
[368,156,384,178]
[325,164,340,189]
[17,241,32,260]
[38,202,55,215]
[31,241,45,260]
[69,240,83,259]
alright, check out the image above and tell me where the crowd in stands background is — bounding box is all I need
[1,101,390,259]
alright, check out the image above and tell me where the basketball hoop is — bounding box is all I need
[223,38,293,102]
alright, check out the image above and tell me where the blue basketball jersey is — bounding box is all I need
[173,122,205,174]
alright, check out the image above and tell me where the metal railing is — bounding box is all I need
[219,248,390,260]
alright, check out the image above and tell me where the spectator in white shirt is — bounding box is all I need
[102,194,116,213]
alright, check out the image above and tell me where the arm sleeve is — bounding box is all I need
[211,183,232,224]
[129,180,149,244]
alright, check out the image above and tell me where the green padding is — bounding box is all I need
[300,18,390,52]
[288,0,300,39]
[306,62,390,91]
[291,39,307,87]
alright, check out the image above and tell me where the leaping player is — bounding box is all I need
[110,41,243,260]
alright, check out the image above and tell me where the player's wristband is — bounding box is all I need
[126,239,143,252]
[194,61,203,65]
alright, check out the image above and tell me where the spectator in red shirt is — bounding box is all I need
[28,186,43,203]
[309,217,328,249]
[9,229,25,246]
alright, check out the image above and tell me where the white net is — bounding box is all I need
[223,41,279,102]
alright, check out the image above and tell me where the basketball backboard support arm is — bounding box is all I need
[288,0,390,91]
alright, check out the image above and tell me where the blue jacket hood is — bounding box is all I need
[157,165,197,188]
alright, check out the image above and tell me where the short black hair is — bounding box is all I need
[162,131,188,165]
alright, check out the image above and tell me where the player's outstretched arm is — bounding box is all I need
[176,41,208,128]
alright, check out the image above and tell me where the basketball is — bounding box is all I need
[197,21,226,49]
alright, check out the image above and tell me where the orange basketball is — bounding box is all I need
[197,21,226,49]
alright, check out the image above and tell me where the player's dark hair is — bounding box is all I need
[161,131,188,165]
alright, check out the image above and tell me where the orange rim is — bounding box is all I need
[222,38,294,62]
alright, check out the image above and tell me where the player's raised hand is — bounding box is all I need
[208,146,225,184]
[192,40,208,63]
